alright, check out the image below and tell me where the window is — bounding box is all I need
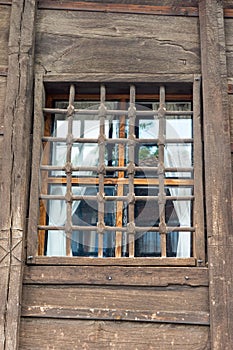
[28,79,205,265]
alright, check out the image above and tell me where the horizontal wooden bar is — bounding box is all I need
[38,1,199,17]
[19,319,211,350]
[37,1,233,18]
[21,284,209,325]
[46,177,194,186]
[0,66,8,76]
[31,256,196,266]
[23,265,209,286]
[42,73,196,84]
[40,194,194,202]
[38,225,194,232]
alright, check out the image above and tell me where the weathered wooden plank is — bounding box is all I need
[0,76,6,129]
[0,0,37,349]
[225,19,233,76]
[199,1,233,349]
[19,318,210,350]
[0,5,10,68]
[23,266,208,287]
[34,256,196,266]
[22,284,209,325]
[229,95,233,145]
[35,10,200,75]
[38,1,199,17]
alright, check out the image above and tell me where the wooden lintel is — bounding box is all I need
[38,1,199,16]
[37,1,233,18]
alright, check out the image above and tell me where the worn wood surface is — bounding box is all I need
[0,5,10,68]
[225,19,233,76]
[21,284,209,325]
[23,266,208,287]
[35,10,200,76]
[19,318,210,350]
[199,1,233,349]
[0,0,36,349]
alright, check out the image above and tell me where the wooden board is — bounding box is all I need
[19,318,210,350]
[225,19,233,76]
[199,1,233,348]
[35,10,200,75]
[0,1,37,349]
[0,5,10,68]
[21,284,209,325]
[23,266,208,287]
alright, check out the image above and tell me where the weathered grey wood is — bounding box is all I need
[0,5,10,68]
[193,75,205,265]
[0,76,6,131]
[21,284,209,325]
[0,0,37,349]
[34,256,196,266]
[35,10,200,75]
[27,73,44,263]
[19,318,210,350]
[225,19,233,76]
[199,1,233,349]
[23,266,208,287]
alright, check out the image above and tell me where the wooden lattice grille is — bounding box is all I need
[28,78,205,265]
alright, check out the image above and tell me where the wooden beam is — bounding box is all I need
[199,1,233,349]
[0,0,37,349]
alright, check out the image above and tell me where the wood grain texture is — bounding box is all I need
[23,266,208,287]
[199,1,233,349]
[35,10,200,76]
[21,284,209,325]
[0,0,37,349]
[225,19,233,76]
[0,76,6,130]
[19,318,210,350]
[0,5,10,68]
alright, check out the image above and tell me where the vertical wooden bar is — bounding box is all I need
[65,84,75,256]
[98,85,106,257]
[158,86,167,257]
[128,85,136,257]
[0,1,37,348]
[193,75,205,266]
[115,101,126,258]
[27,73,44,261]
[199,1,233,348]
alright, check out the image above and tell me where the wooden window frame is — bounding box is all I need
[27,75,205,266]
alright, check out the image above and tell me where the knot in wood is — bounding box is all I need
[128,105,136,118]
[65,162,72,175]
[98,103,107,117]
[127,222,136,234]
[66,104,75,117]
[98,134,106,145]
[159,222,167,235]
[158,192,166,205]
[98,164,106,175]
[158,107,166,118]
[97,192,105,203]
[97,221,105,234]
[65,191,73,203]
[66,134,73,145]
[64,223,72,236]
[158,163,165,175]
[127,162,135,175]
[127,193,135,204]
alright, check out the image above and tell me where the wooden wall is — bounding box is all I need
[0,4,10,189]
[0,0,232,349]
[19,3,211,349]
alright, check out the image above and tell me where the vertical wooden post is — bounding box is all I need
[199,1,233,349]
[0,0,37,349]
